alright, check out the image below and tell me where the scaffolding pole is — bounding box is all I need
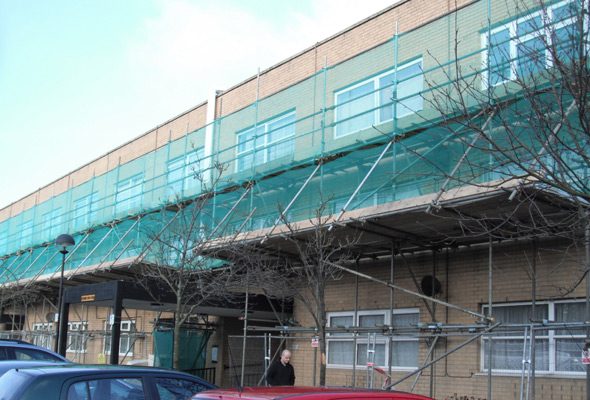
[262,162,322,243]
[15,245,49,282]
[388,322,501,389]
[70,226,115,275]
[427,110,496,213]
[327,260,488,321]
[330,139,394,228]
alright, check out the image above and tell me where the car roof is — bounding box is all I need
[193,387,433,400]
[0,339,31,345]
[12,364,197,375]
[0,361,70,376]
[0,340,70,361]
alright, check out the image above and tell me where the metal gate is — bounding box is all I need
[227,334,312,387]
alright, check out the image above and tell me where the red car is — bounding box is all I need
[191,386,434,400]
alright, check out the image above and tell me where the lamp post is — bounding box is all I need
[54,233,75,353]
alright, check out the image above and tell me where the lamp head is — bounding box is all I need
[55,234,75,254]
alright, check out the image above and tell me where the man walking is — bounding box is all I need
[266,349,295,386]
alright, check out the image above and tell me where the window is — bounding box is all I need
[17,220,33,249]
[67,321,88,353]
[32,323,53,350]
[42,208,62,239]
[482,300,585,374]
[104,320,135,356]
[115,175,143,213]
[0,230,7,255]
[155,377,208,400]
[483,0,584,87]
[167,148,205,197]
[334,60,423,138]
[74,193,99,229]
[327,309,419,369]
[236,112,295,172]
[68,377,145,400]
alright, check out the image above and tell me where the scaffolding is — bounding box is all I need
[0,0,588,397]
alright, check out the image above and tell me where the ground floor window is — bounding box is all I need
[32,323,53,350]
[104,320,135,356]
[67,321,88,353]
[482,300,586,375]
[327,308,419,369]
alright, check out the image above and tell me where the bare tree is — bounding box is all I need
[385,0,590,308]
[135,163,239,370]
[229,194,362,386]
[422,0,589,208]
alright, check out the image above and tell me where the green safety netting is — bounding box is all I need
[0,0,586,284]
[153,329,210,371]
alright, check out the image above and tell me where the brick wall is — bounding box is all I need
[287,238,587,399]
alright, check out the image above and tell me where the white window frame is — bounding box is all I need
[115,175,143,213]
[236,112,296,172]
[32,322,53,350]
[167,148,205,197]
[67,321,88,353]
[481,300,586,376]
[482,0,586,88]
[0,230,7,255]
[73,192,99,230]
[334,59,423,138]
[103,320,135,356]
[17,220,33,249]
[42,208,62,239]
[326,308,419,370]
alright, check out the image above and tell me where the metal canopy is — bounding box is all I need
[57,280,292,363]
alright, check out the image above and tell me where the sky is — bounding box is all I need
[0,0,397,210]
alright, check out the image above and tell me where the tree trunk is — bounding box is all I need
[319,325,327,386]
[173,299,182,370]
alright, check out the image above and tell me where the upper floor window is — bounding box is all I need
[0,231,7,255]
[482,300,585,375]
[42,208,62,239]
[327,308,419,369]
[73,192,99,230]
[334,59,423,138]
[483,0,584,87]
[17,220,33,249]
[167,148,205,197]
[236,112,295,172]
[115,175,143,214]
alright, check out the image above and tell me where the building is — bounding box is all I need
[1,0,588,398]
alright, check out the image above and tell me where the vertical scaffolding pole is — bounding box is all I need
[240,281,249,387]
[586,214,590,400]
[429,250,437,398]
[389,242,395,377]
[352,258,360,387]
[520,326,530,400]
[531,239,537,400]
[488,236,493,400]
[321,57,327,158]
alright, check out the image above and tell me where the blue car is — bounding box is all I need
[0,364,217,400]
[0,339,69,362]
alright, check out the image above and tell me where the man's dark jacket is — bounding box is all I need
[266,360,295,386]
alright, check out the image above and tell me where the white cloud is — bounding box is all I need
[123,0,396,106]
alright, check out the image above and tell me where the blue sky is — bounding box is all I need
[0,0,394,210]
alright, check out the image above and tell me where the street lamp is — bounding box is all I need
[54,233,75,353]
